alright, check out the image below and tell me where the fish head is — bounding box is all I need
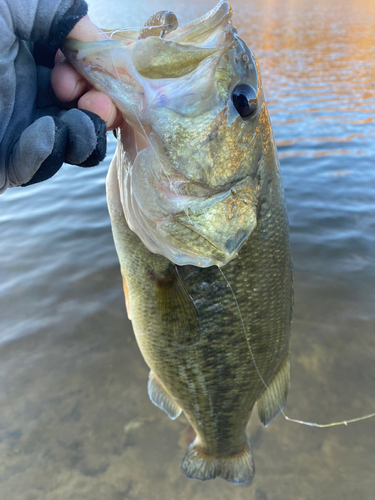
[64,1,274,267]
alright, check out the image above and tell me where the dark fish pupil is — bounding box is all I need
[232,84,257,118]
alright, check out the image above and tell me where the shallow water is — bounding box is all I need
[1,0,375,499]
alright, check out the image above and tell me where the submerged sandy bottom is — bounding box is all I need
[1,275,374,500]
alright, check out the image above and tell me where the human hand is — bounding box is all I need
[0,0,121,192]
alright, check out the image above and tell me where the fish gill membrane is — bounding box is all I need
[63,0,375,484]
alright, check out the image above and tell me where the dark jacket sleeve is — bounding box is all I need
[0,0,106,193]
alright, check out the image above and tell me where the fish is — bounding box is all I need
[63,0,293,484]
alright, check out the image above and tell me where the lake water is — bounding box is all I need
[1,0,375,499]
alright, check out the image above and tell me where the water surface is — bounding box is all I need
[1,1,375,499]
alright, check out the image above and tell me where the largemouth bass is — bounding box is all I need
[64,1,293,484]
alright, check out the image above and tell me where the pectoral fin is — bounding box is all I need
[257,355,290,427]
[148,371,182,420]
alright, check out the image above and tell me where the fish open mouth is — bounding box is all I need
[164,1,233,42]
[63,0,260,268]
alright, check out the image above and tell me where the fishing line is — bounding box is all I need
[90,24,169,37]
[109,23,174,35]
[217,266,271,397]
[282,412,375,428]
[217,266,375,429]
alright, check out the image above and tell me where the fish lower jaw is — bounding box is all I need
[126,209,248,268]
[125,182,241,267]
[127,180,256,268]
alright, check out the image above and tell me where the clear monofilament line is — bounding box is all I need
[283,412,375,428]
[109,24,169,35]
[217,266,271,393]
[217,266,375,429]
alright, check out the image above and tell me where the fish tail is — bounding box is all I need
[180,439,255,484]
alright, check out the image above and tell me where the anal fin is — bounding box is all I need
[257,354,290,427]
[148,371,182,420]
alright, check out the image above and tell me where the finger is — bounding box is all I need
[78,90,123,130]
[67,15,108,42]
[51,60,91,102]
[54,49,65,65]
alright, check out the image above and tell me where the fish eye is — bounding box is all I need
[231,84,257,119]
